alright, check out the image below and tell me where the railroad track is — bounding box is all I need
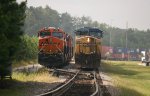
[37,69,111,96]
[37,70,80,96]
[61,71,100,96]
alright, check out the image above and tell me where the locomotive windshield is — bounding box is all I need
[75,27,103,38]
[40,31,51,37]
[75,27,89,36]
[76,31,89,36]
[89,31,102,38]
[52,32,63,38]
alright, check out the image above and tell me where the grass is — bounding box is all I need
[12,59,38,68]
[0,68,59,96]
[13,68,58,82]
[101,60,150,96]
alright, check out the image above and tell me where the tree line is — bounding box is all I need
[24,6,150,49]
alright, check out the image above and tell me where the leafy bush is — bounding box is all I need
[14,35,38,61]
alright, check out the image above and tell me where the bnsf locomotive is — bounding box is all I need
[75,27,103,69]
[38,27,73,68]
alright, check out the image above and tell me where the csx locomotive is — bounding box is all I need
[75,27,103,69]
[38,27,73,68]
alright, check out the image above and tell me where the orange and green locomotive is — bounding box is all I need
[38,27,73,68]
[75,27,103,69]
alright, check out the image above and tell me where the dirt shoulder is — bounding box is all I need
[100,71,120,96]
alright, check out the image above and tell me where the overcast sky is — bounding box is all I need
[18,0,150,30]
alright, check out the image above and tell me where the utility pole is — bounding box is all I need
[59,14,62,28]
[109,20,113,48]
[108,20,113,61]
[109,29,111,48]
[126,22,129,61]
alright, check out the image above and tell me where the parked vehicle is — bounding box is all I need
[101,46,142,61]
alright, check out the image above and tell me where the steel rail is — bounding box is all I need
[53,69,77,75]
[36,70,80,96]
[90,71,99,96]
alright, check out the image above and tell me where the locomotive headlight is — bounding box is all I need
[87,38,90,42]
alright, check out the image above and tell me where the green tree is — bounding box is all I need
[0,0,26,77]
[61,13,74,34]
[24,6,60,36]
[15,35,38,61]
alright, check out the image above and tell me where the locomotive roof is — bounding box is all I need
[40,27,64,33]
[75,27,103,33]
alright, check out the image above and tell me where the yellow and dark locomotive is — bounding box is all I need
[75,27,103,69]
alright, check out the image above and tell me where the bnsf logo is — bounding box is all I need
[39,42,60,46]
